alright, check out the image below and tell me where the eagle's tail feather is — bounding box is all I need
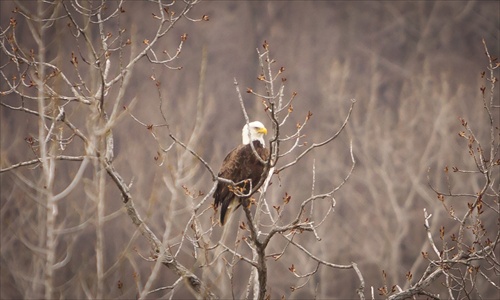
[220,198,239,226]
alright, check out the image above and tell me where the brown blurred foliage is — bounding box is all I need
[1,1,499,299]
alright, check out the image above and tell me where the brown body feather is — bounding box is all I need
[214,140,269,225]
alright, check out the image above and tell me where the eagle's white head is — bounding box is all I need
[242,121,267,146]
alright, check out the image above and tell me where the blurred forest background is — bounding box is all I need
[1,1,499,299]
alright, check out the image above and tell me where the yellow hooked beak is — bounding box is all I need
[257,127,268,135]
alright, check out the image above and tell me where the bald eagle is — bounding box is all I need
[214,121,270,225]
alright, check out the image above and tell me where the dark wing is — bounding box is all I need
[214,141,269,225]
[213,144,242,217]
